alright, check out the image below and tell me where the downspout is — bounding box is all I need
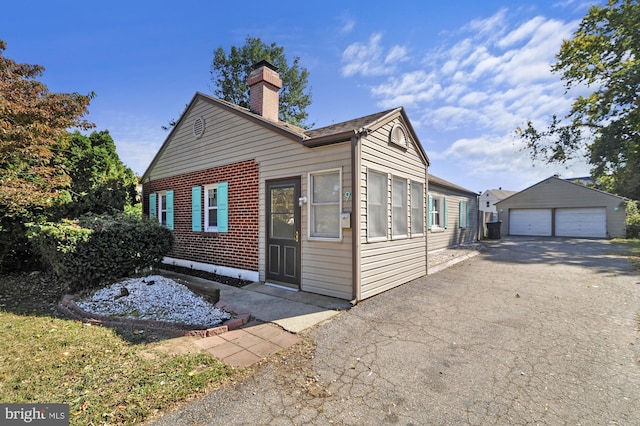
[351,131,363,303]
[425,166,429,270]
[477,192,481,241]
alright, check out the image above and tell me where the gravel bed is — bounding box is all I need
[75,275,231,327]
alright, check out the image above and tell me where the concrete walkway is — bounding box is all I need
[155,270,351,367]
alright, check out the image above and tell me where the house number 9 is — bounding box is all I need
[344,191,351,201]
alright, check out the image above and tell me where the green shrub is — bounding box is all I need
[626,200,640,239]
[28,213,174,292]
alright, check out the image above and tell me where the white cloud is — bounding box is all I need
[338,11,356,34]
[339,8,590,190]
[370,70,441,108]
[385,45,408,64]
[497,16,547,48]
[341,33,408,77]
[463,8,508,42]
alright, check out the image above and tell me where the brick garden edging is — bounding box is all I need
[57,294,251,338]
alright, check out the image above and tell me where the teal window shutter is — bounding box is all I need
[217,182,228,233]
[192,186,202,232]
[149,193,157,219]
[466,200,471,228]
[166,190,174,230]
[427,194,433,229]
[459,200,464,228]
[444,198,448,228]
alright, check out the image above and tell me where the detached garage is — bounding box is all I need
[496,176,627,239]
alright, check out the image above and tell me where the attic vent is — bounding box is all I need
[390,124,407,148]
[193,116,205,139]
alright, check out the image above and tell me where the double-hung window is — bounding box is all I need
[459,200,470,229]
[149,190,174,230]
[309,169,341,239]
[428,194,447,230]
[161,193,170,225]
[204,184,218,232]
[195,182,228,233]
[411,181,424,235]
[367,170,388,240]
[392,176,407,238]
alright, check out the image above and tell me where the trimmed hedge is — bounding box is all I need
[28,213,175,291]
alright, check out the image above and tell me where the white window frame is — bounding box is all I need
[391,176,408,239]
[430,195,445,229]
[308,168,342,241]
[158,191,168,226]
[204,183,218,232]
[411,181,424,236]
[367,169,388,242]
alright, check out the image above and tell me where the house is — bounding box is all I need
[495,176,627,238]
[479,188,517,237]
[141,61,429,302]
[479,188,517,222]
[427,175,479,251]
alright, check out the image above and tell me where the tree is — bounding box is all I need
[211,36,312,128]
[518,0,640,200]
[56,130,138,218]
[0,40,94,218]
[0,40,94,270]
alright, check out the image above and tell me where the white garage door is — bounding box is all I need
[509,209,552,236]
[555,207,606,238]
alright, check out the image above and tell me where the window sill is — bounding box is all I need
[366,236,388,243]
[429,226,445,233]
[309,236,342,242]
[392,234,409,240]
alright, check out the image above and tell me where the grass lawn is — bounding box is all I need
[613,238,640,270]
[0,272,237,425]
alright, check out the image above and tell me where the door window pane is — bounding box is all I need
[270,187,295,239]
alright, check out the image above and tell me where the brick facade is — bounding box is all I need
[143,160,259,272]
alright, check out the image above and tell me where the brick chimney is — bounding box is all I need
[248,60,282,122]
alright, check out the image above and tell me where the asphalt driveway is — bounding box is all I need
[150,237,640,425]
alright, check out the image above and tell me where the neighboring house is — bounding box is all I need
[427,175,479,251]
[495,176,627,238]
[479,188,517,222]
[141,61,430,302]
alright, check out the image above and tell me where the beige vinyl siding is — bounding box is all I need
[427,185,478,252]
[359,118,428,299]
[147,98,299,180]
[260,145,353,299]
[148,97,354,299]
[496,177,626,238]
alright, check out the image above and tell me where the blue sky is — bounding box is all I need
[2,0,598,192]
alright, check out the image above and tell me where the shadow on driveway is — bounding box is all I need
[481,236,636,276]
